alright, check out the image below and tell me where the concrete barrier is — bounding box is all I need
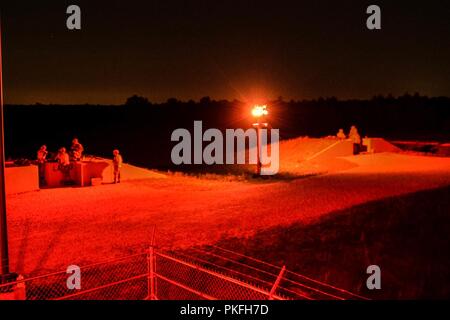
[43,160,110,188]
[363,138,401,153]
[5,165,39,195]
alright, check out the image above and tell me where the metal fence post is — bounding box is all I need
[14,275,26,300]
[147,246,155,300]
[269,266,286,300]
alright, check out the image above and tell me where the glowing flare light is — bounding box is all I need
[251,105,268,118]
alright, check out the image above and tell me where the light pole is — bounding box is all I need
[251,105,268,175]
[0,17,16,285]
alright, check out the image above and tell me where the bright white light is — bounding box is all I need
[252,105,268,118]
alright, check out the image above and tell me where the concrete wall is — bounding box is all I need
[43,160,110,188]
[5,165,39,195]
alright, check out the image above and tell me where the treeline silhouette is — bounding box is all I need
[4,93,450,170]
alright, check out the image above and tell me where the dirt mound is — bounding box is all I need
[279,138,355,174]
[279,137,402,175]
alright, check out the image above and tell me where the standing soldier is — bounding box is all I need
[71,138,84,161]
[37,145,48,163]
[113,149,123,184]
[37,145,48,186]
[348,125,362,155]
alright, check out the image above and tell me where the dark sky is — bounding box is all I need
[1,0,450,104]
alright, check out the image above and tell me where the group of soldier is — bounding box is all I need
[336,125,362,155]
[37,138,84,166]
[36,138,123,184]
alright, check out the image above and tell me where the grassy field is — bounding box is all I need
[214,186,450,299]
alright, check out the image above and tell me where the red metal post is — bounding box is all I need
[0,16,18,287]
[0,16,11,278]
[254,121,262,175]
[148,246,155,300]
[269,266,286,300]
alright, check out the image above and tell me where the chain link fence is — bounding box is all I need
[154,251,277,300]
[0,253,148,300]
[0,246,366,300]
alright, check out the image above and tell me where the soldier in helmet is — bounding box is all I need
[37,145,48,186]
[112,149,123,184]
[56,147,71,182]
[348,125,362,155]
[336,128,346,140]
[71,138,84,161]
[56,147,70,167]
[37,145,48,164]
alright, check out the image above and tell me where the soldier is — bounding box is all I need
[349,125,362,155]
[56,147,70,166]
[56,147,71,182]
[37,145,48,186]
[71,138,84,161]
[348,125,357,138]
[113,149,123,184]
[37,145,48,164]
[336,129,346,140]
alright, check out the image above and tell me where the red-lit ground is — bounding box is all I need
[6,151,450,276]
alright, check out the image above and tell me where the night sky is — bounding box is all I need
[1,0,450,105]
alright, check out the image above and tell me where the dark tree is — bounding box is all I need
[166,98,180,106]
[200,96,212,106]
[125,95,151,107]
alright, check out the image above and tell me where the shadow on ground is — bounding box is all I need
[213,185,450,299]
